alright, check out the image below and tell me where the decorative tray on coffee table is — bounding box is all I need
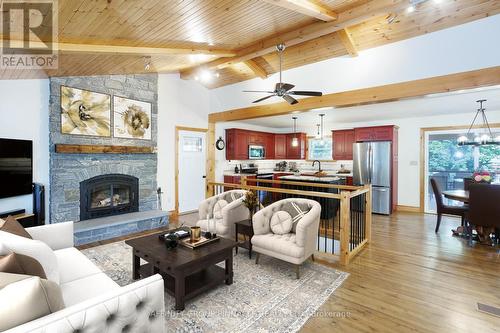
[180,236,220,249]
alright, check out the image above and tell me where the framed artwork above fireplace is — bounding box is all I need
[113,96,152,140]
[60,86,111,137]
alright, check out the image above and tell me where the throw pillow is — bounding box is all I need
[0,231,59,284]
[0,273,65,331]
[282,202,311,233]
[270,211,293,235]
[0,215,32,238]
[213,200,229,219]
[0,253,47,279]
[223,191,243,203]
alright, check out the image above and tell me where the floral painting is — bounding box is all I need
[60,86,111,137]
[113,96,152,140]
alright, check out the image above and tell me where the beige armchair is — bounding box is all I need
[252,198,321,278]
[197,190,249,239]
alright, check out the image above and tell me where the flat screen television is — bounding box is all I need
[0,138,33,199]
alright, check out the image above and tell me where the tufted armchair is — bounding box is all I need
[197,190,249,239]
[252,198,321,279]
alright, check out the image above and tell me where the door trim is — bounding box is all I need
[175,126,208,216]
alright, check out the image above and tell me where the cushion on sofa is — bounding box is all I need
[54,247,102,284]
[0,231,59,284]
[0,215,32,238]
[213,199,228,219]
[0,273,65,331]
[0,252,47,279]
[60,272,119,306]
[222,191,244,203]
[270,211,293,235]
[251,233,305,258]
[281,202,311,233]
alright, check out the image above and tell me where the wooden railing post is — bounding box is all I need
[339,190,351,265]
[365,185,372,243]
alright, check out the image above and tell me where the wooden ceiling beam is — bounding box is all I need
[208,66,500,122]
[244,59,269,79]
[180,0,409,79]
[337,28,358,57]
[262,0,338,22]
[0,40,236,57]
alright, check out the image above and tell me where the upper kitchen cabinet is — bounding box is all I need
[226,128,249,160]
[332,129,355,160]
[274,134,287,159]
[286,133,306,159]
[354,125,397,142]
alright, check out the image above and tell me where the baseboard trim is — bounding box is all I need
[396,205,421,213]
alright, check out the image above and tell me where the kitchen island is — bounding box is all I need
[277,175,344,219]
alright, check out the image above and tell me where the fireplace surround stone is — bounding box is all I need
[49,74,163,238]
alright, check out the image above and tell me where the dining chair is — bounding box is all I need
[463,177,473,191]
[430,178,468,233]
[467,183,500,244]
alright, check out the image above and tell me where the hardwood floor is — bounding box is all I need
[302,212,500,333]
[78,211,499,332]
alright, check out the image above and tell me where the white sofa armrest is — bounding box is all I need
[221,198,250,228]
[26,222,74,250]
[7,274,165,333]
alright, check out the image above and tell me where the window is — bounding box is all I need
[424,129,500,212]
[308,138,332,160]
[182,136,202,152]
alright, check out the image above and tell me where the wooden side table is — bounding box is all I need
[235,219,254,259]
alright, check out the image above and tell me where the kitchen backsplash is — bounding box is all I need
[223,159,353,173]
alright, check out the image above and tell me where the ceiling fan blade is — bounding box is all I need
[276,83,295,92]
[282,95,298,105]
[289,91,323,96]
[253,95,276,103]
[243,90,275,93]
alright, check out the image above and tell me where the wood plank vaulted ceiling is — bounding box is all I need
[1,0,499,87]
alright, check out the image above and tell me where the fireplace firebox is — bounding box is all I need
[80,174,139,220]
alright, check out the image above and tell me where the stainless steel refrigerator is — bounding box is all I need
[353,141,392,214]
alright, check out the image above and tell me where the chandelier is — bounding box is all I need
[457,99,500,146]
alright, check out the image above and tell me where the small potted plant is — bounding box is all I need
[164,233,179,250]
[242,190,260,219]
[473,170,492,183]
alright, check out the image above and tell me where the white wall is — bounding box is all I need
[209,15,500,112]
[0,79,50,215]
[157,74,211,211]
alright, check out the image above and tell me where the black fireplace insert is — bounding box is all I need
[80,174,139,220]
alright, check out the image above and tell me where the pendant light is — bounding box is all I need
[291,116,299,147]
[318,113,325,145]
[315,124,321,139]
[457,100,499,146]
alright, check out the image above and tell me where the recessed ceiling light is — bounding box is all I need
[208,42,215,46]
[407,5,415,13]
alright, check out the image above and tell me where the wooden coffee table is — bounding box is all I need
[125,232,237,310]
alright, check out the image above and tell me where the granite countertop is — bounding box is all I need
[223,170,353,177]
[278,175,342,183]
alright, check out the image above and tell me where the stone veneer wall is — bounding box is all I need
[49,74,158,223]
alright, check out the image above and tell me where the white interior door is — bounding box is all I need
[178,130,206,213]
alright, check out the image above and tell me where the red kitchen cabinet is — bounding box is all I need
[265,133,275,159]
[332,130,355,160]
[274,134,287,159]
[286,133,306,159]
[226,129,248,160]
[354,125,395,142]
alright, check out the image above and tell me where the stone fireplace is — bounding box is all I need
[79,174,139,220]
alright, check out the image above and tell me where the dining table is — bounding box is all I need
[442,190,469,203]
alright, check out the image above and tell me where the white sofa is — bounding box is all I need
[197,189,249,239]
[252,198,321,278]
[1,222,165,333]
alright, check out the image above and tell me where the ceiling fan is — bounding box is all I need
[243,43,323,105]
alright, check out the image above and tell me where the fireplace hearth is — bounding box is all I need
[80,174,139,220]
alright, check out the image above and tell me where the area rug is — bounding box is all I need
[82,241,348,333]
